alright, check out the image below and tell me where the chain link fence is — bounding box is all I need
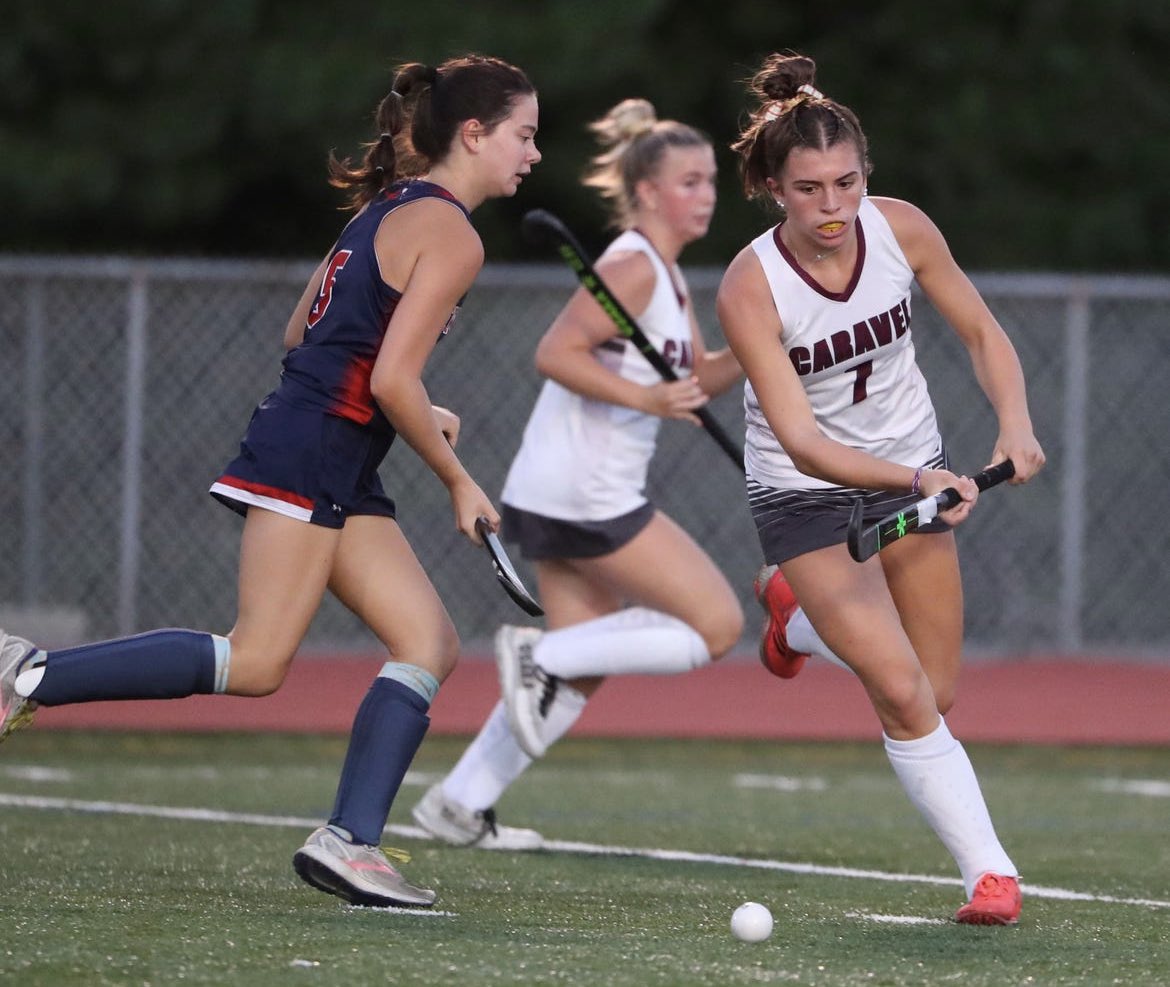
[1,257,1168,658]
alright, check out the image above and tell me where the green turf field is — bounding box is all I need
[1,732,1167,986]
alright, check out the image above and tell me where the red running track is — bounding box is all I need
[27,653,1170,746]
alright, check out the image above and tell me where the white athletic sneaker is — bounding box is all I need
[494,624,555,759]
[292,826,436,907]
[411,782,543,850]
[0,630,39,744]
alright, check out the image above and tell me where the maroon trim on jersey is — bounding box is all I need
[631,227,686,309]
[772,217,867,303]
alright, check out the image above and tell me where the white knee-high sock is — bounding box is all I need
[786,608,851,672]
[534,607,710,679]
[884,718,1017,897]
[443,687,586,810]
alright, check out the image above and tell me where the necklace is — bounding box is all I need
[780,226,843,266]
[810,242,845,263]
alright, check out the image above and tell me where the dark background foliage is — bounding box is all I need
[3,1,1167,271]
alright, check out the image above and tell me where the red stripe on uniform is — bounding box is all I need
[214,475,314,510]
[332,355,376,425]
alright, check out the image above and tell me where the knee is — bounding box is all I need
[869,668,935,732]
[236,676,284,698]
[400,617,461,684]
[699,601,745,661]
[917,649,961,715]
[431,623,462,682]
[223,624,304,696]
[225,648,293,697]
[923,660,959,714]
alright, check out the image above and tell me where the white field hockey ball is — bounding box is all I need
[730,901,773,942]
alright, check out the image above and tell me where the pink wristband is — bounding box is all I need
[911,467,923,495]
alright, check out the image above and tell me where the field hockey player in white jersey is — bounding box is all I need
[718,52,1045,924]
[411,98,743,849]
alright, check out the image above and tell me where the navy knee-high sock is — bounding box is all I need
[329,677,431,846]
[26,629,217,705]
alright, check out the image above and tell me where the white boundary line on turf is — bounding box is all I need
[846,912,947,925]
[1093,778,1170,798]
[3,792,1168,912]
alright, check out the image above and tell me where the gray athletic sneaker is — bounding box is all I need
[494,624,554,759]
[411,782,543,850]
[0,630,39,744]
[292,826,436,908]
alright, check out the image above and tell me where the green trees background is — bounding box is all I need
[3,1,1167,271]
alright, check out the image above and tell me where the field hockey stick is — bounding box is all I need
[846,459,1016,563]
[520,208,745,473]
[475,516,544,617]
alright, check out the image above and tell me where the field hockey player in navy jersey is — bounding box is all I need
[0,53,541,909]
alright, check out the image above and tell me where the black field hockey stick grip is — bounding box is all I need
[847,459,1016,562]
[934,458,1017,510]
[522,209,745,473]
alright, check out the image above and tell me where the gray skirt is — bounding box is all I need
[749,450,950,565]
[501,502,655,560]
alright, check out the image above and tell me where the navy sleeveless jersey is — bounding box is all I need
[278,179,470,433]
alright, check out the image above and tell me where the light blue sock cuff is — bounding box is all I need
[377,661,440,706]
[211,635,231,694]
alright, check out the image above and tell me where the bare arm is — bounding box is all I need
[369,201,496,537]
[534,250,709,424]
[879,197,1046,483]
[686,300,743,399]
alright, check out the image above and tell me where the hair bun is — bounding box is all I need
[754,52,818,103]
[608,98,657,142]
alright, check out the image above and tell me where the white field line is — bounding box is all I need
[845,912,947,925]
[734,773,828,792]
[3,791,1168,911]
[1092,778,1170,798]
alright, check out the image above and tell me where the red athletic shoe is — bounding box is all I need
[753,565,809,679]
[955,873,1022,926]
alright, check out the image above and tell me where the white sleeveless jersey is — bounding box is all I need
[744,196,940,490]
[502,229,694,521]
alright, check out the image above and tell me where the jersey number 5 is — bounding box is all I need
[306,250,352,329]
